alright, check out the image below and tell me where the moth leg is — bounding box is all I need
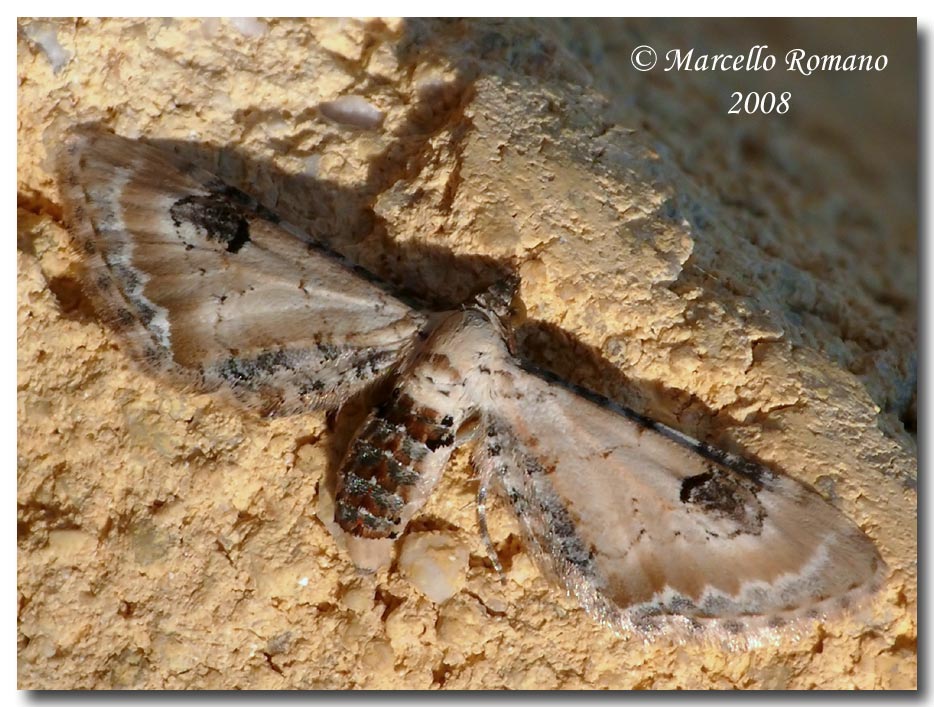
[477,476,506,583]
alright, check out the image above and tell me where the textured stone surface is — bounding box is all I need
[18,18,916,689]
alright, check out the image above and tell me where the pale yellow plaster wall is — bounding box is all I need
[18,18,916,689]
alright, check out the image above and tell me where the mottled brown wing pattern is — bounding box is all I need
[472,364,886,642]
[58,128,426,415]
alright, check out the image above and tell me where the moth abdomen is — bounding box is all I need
[333,338,475,546]
[334,500,401,539]
[335,397,456,539]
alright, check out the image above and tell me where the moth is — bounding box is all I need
[57,127,885,643]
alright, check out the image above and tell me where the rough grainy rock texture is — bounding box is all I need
[18,18,916,689]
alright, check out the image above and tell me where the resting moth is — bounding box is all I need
[56,127,885,643]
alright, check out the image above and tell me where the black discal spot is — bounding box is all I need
[206,179,281,224]
[680,470,715,503]
[722,619,744,635]
[680,466,765,536]
[170,194,251,254]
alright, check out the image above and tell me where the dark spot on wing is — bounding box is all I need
[206,179,281,224]
[170,194,251,254]
[680,465,765,536]
[520,363,778,489]
[680,470,715,504]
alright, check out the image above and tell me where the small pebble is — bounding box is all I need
[398,531,469,603]
[318,95,385,130]
[228,17,267,38]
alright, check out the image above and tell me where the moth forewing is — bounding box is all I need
[474,362,886,641]
[58,127,426,416]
